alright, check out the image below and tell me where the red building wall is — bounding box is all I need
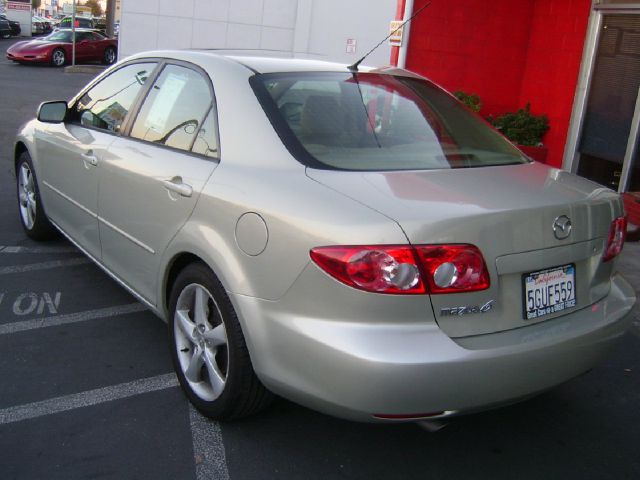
[518,0,591,167]
[405,0,591,167]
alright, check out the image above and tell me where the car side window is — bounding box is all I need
[130,64,212,152]
[190,109,219,158]
[72,62,157,133]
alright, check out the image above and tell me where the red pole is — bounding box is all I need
[390,0,406,66]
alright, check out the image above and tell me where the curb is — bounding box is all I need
[64,65,107,74]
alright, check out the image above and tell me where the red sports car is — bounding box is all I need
[6,29,117,67]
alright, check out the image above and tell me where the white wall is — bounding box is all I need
[119,0,396,67]
[3,6,32,37]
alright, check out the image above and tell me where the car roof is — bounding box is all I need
[136,49,375,74]
[124,50,425,80]
[194,51,359,73]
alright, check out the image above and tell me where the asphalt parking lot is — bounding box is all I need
[1,38,639,479]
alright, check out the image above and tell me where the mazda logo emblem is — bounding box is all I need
[553,215,572,240]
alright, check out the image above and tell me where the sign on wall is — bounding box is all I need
[389,20,404,46]
[7,0,31,12]
[346,38,357,54]
[5,0,31,37]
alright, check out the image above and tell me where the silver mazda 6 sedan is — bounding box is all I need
[13,51,636,422]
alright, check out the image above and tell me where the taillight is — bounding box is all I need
[603,216,627,262]
[309,246,425,294]
[310,244,490,295]
[414,245,491,293]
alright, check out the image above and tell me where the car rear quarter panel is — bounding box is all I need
[156,52,408,310]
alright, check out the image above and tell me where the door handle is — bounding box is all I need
[81,151,98,167]
[163,177,193,198]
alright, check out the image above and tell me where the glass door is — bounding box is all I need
[576,14,640,193]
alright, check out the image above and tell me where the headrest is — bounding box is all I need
[300,95,343,137]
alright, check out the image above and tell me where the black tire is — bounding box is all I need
[102,46,117,65]
[50,48,65,67]
[168,262,273,420]
[15,151,56,240]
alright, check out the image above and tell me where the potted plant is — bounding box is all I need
[454,91,482,113]
[488,103,550,163]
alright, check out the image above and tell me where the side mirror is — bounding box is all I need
[37,101,68,124]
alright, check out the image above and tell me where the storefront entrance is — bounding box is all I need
[566,4,640,224]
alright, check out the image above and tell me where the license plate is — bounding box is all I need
[523,264,576,320]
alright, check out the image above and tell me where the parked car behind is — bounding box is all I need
[92,16,106,35]
[7,29,117,66]
[12,51,636,423]
[51,14,65,27]
[31,17,44,35]
[55,16,94,30]
[0,14,21,36]
[34,16,52,34]
[0,18,12,39]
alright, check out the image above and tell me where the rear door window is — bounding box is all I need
[129,64,213,153]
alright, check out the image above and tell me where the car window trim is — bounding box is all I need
[122,59,222,162]
[249,72,329,170]
[189,105,219,158]
[67,58,163,138]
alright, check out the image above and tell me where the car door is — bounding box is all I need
[98,63,219,303]
[74,31,97,61]
[35,61,157,258]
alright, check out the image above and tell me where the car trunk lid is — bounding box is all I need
[307,162,624,337]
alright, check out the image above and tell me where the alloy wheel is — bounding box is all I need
[105,48,116,64]
[18,163,36,230]
[174,283,229,401]
[52,50,65,66]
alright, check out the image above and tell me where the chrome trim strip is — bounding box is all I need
[43,180,156,254]
[594,4,640,11]
[43,180,98,219]
[48,218,161,317]
[97,216,156,254]
[563,10,602,173]
[619,86,640,192]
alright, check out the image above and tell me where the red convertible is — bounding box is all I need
[7,29,117,67]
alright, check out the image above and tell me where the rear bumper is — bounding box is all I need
[232,273,635,423]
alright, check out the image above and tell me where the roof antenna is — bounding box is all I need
[347,1,432,72]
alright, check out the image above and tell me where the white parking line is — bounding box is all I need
[0,303,147,335]
[0,373,179,425]
[0,245,78,254]
[0,257,91,274]
[189,405,230,480]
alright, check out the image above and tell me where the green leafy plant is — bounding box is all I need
[83,0,104,16]
[454,91,482,113]
[488,103,549,146]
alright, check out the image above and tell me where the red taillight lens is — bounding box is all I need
[310,244,490,295]
[310,246,425,294]
[603,216,627,262]
[414,245,490,293]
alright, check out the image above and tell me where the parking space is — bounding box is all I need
[0,45,639,480]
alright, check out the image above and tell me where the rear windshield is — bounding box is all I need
[251,72,527,171]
